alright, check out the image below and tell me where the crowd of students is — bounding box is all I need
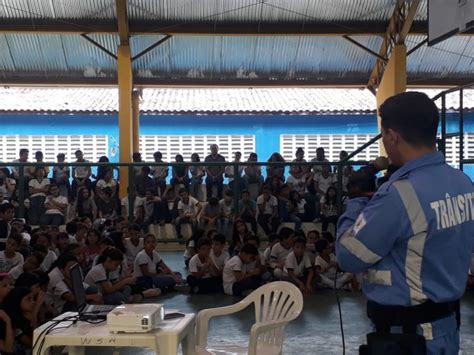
[0,145,349,238]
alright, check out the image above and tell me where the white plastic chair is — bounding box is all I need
[195,281,303,355]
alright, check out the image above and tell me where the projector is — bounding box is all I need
[107,304,165,333]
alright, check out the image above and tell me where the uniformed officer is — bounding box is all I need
[336,92,474,354]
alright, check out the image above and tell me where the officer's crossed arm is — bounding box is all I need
[336,188,405,273]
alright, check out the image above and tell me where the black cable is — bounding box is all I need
[33,315,79,354]
[334,271,346,355]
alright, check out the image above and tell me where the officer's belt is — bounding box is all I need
[367,299,460,333]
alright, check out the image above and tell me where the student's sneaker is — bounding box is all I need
[143,288,162,298]
[132,294,144,303]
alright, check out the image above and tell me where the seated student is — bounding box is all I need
[34,233,57,272]
[223,244,261,297]
[0,203,16,247]
[314,239,352,289]
[244,235,271,282]
[263,233,279,268]
[47,253,102,314]
[74,223,88,246]
[0,274,13,304]
[85,247,137,305]
[229,219,252,256]
[256,186,280,235]
[306,230,320,263]
[28,167,50,225]
[63,243,88,274]
[210,234,229,275]
[123,224,144,266]
[0,287,46,350]
[0,308,14,354]
[8,251,44,281]
[283,237,314,294]
[75,187,97,221]
[96,187,119,221]
[219,190,234,235]
[184,229,205,268]
[238,190,258,235]
[320,186,338,233]
[133,234,179,293]
[40,185,68,226]
[187,238,222,294]
[270,227,295,280]
[200,197,220,230]
[54,232,70,256]
[176,188,202,238]
[0,235,24,273]
[84,229,102,268]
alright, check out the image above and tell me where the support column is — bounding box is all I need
[118,45,133,199]
[132,90,140,154]
[375,44,407,155]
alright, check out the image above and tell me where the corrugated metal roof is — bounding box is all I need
[0,87,472,114]
[0,0,422,24]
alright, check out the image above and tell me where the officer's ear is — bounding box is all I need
[383,128,400,145]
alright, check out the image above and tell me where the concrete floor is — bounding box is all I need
[82,251,474,354]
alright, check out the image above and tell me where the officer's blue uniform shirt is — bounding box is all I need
[336,151,474,307]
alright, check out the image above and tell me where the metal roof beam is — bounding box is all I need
[1,19,468,36]
[1,77,472,88]
[116,0,129,45]
[367,0,421,91]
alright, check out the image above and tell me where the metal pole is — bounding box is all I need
[336,162,344,215]
[440,94,446,156]
[459,89,464,171]
[128,164,134,222]
[18,165,25,218]
[233,162,241,216]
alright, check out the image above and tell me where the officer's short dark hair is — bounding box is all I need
[379,92,439,147]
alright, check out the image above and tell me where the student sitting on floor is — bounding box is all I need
[186,238,222,294]
[209,234,229,276]
[269,227,295,280]
[283,237,314,294]
[0,235,24,273]
[184,229,205,268]
[314,239,352,289]
[262,233,279,268]
[123,223,144,267]
[8,251,44,281]
[133,234,181,293]
[306,230,320,263]
[223,244,261,297]
[47,253,103,314]
[34,233,57,272]
[85,247,137,305]
[245,234,273,282]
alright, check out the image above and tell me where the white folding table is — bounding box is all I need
[33,311,195,355]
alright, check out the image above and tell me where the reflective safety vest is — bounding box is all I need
[336,152,474,307]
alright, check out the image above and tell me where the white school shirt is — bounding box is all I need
[223,256,245,295]
[8,264,25,280]
[284,252,312,277]
[47,267,72,313]
[0,178,16,199]
[270,242,292,268]
[40,250,58,272]
[287,175,307,194]
[313,173,336,194]
[29,178,51,198]
[219,199,233,217]
[210,249,229,271]
[44,195,68,215]
[152,165,168,179]
[124,238,144,265]
[96,179,117,191]
[133,250,162,277]
[85,263,117,292]
[320,196,338,217]
[256,195,278,215]
[0,251,24,273]
[74,161,90,179]
[188,255,212,278]
[178,197,199,216]
[315,254,337,278]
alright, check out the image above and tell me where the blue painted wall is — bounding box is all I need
[0,112,473,176]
